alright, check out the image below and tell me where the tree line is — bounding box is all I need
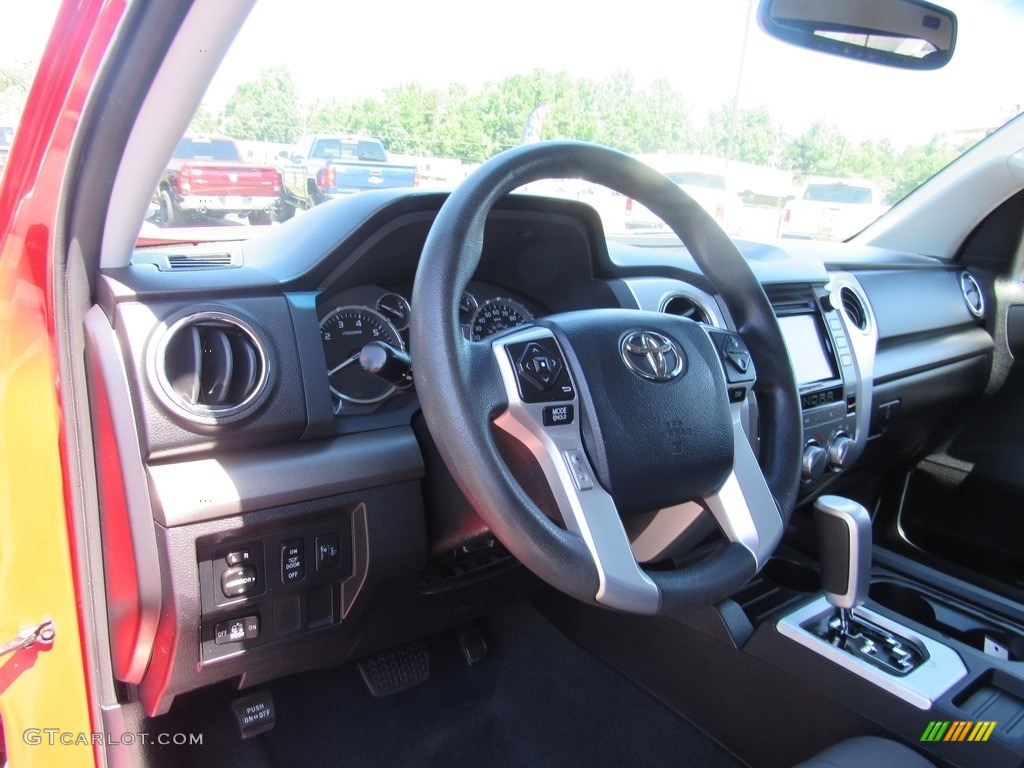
[0,59,964,205]
[197,67,969,204]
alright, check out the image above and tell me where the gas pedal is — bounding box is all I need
[455,622,488,666]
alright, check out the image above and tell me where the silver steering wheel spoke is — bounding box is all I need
[490,327,660,614]
[703,401,785,570]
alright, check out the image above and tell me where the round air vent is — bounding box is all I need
[960,271,985,318]
[662,294,713,325]
[154,312,268,421]
[839,286,868,332]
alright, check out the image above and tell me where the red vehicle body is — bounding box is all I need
[158,135,281,225]
[0,1,124,765]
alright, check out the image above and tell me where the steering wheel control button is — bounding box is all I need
[517,343,561,390]
[505,339,575,403]
[225,548,253,567]
[315,533,341,572]
[710,331,756,384]
[542,404,574,427]
[562,449,595,491]
[221,565,259,598]
[280,539,306,584]
[728,386,746,403]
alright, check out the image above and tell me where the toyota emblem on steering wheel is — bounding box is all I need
[620,331,685,382]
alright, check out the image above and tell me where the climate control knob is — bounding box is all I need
[828,435,856,470]
[801,443,828,482]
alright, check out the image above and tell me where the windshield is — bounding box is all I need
[174,137,242,161]
[802,184,876,204]
[5,0,1023,244]
[666,172,729,191]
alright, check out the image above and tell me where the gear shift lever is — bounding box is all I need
[810,495,926,676]
[814,495,872,636]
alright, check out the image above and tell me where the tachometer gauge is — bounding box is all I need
[469,297,535,341]
[376,292,411,331]
[320,306,404,404]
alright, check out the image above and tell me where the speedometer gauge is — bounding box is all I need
[469,297,534,341]
[320,306,404,404]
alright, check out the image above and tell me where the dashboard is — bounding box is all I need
[88,189,994,716]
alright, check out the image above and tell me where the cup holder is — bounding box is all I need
[870,579,1024,662]
[869,581,936,626]
[762,557,819,593]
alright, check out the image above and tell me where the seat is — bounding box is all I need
[796,735,934,768]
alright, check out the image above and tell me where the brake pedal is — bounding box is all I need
[358,642,430,698]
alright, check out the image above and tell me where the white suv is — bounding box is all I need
[778,177,887,241]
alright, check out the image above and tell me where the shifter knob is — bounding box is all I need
[814,495,872,611]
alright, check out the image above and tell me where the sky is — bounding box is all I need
[3,0,1023,149]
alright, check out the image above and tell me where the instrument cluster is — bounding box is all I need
[319,284,540,412]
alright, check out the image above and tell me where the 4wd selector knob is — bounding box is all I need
[802,443,828,482]
[828,435,856,469]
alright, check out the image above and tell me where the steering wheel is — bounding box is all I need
[410,142,801,615]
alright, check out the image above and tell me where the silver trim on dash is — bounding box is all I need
[776,596,967,710]
[621,277,724,327]
[959,271,985,318]
[827,274,877,469]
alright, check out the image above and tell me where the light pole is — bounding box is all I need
[725,0,755,166]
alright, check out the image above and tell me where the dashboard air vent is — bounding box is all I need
[132,250,240,271]
[166,253,235,270]
[156,313,266,419]
[839,287,868,332]
[960,271,985,318]
[662,295,712,325]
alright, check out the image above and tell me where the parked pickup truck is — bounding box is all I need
[777,176,888,241]
[278,134,419,216]
[156,134,281,225]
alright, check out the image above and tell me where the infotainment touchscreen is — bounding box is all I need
[777,314,836,385]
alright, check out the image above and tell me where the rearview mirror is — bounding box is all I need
[757,0,957,70]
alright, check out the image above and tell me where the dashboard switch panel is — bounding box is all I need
[225,549,253,567]
[198,514,354,662]
[315,533,341,572]
[215,615,260,645]
[221,565,259,598]
[280,538,305,584]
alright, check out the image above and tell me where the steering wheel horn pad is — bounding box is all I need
[538,310,733,517]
